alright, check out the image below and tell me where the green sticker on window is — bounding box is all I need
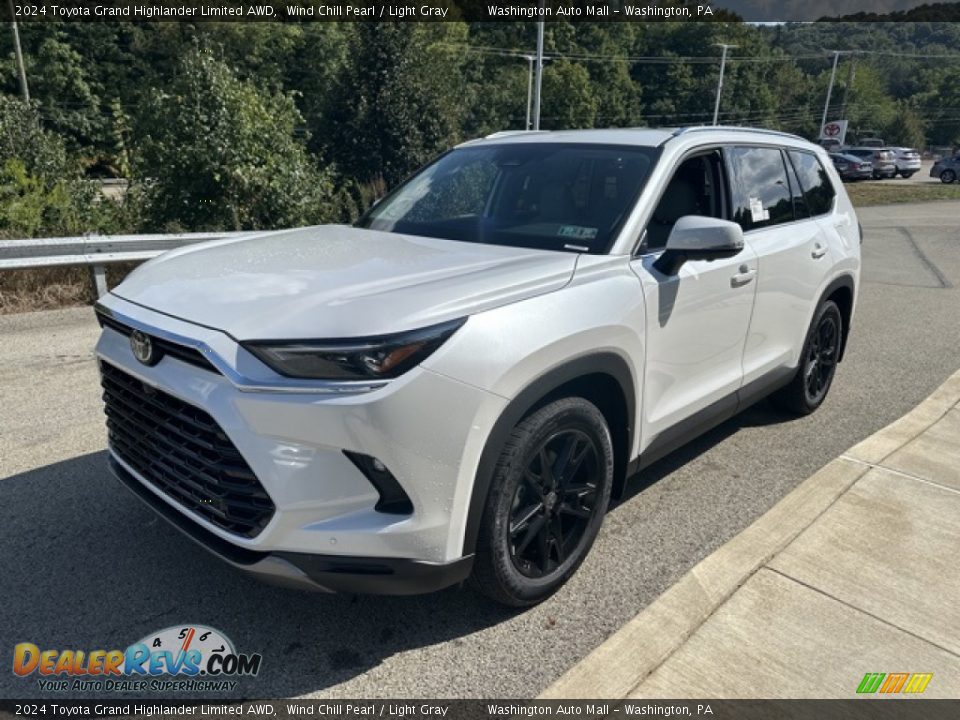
[558,225,598,240]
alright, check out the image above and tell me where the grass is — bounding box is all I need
[0,264,134,315]
[845,181,960,207]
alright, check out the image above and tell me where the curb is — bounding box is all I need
[539,367,960,700]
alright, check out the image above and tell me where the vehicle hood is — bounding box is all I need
[112,225,578,340]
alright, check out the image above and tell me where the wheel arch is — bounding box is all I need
[460,353,636,557]
[820,274,856,361]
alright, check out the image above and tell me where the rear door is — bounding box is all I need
[727,146,833,388]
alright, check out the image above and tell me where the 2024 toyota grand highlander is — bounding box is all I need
[96,127,860,606]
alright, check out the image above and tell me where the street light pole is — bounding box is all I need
[523,55,534,130]
[840,53,856,121]
[532,12,545,131]
[712,43,737,126]
[820,50,842,138]
[8,0,30,102]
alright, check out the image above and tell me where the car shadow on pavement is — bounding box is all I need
[616,398,799,505]
[0,451,517,699]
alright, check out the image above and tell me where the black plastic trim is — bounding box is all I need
[273,552,474,595]
[818,274,856,362]
[626,365,797,477]
[342,451,414,515]
[461,353,636,557]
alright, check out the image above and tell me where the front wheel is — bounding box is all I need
[773,300,843,416]
[900,171,914,179]
[471,397,614,606]
[941,169,957,184]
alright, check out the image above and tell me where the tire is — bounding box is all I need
[941,169,957,184]
[900,172,914,179]
[471,397,614,607]
[773,300,843,416]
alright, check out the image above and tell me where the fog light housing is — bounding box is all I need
[343,452,414,515]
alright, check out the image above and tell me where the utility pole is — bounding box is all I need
[8,1,30,102]
[532,9,545,131]
[523,55,534,130]
[839,53,856,121]
[820,50,842,138]
[712,43,737,126]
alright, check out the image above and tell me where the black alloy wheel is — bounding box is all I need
[941,169,957,184]
[773,300,844,416]
[508,429,600,579]
[803,312,840,407]
[472,397,614,606]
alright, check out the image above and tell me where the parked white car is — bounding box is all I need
[95,127,861,606]
[891,147,922,178]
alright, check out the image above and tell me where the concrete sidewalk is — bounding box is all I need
[542,369,960,699]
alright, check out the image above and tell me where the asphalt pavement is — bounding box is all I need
[1,201,958,699]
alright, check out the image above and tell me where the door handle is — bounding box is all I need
[730,265,756,287]
[811,243,828,259]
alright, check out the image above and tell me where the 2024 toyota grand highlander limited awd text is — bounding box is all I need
[96,127,861,606]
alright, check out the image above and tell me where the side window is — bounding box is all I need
[726,146,794,231]
[784,149,810,220]
[644,150,727,251]
[788,150,836,217]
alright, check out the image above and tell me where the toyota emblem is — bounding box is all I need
[130,330,160,366]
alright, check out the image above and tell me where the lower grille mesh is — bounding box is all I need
[100,361,274,537]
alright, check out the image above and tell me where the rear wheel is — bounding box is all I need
[941,169,957,184]
[900,171,914,179]
[773,300,843,416]
[472,397,614,606]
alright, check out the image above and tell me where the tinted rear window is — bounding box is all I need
[726,146,795,231]
[787,150,836,217]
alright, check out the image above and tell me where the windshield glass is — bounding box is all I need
[356,143,659,254]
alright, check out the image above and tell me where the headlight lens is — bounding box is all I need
[243,317,466,381]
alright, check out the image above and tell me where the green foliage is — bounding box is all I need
[327,23,468,186]
[2,19,960,243]
[134,49,336,232]
[0,96,102,238]
[883,102,927,149]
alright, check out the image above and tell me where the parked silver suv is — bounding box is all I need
[96,127,861,606]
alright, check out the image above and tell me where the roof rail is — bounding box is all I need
[484,130,551,139]
[669,125,806,141]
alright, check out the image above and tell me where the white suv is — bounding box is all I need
[95,127,860,606]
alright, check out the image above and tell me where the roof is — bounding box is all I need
[460,128,676,148]
[460,125,812,150]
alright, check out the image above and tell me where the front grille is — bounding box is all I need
[100,361,275,537]
[96,310,220,375]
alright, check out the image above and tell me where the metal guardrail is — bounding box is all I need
[0,231,254,297]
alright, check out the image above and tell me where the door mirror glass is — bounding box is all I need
[654,215,744,275]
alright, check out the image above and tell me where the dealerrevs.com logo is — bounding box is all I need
[13,625,262,693]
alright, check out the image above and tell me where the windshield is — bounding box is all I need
[356,143,659,254]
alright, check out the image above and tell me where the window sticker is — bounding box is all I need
[749,197,770,223]
[558,225,598,240]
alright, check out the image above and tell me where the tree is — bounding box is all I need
[327,23,468,186]
[0,96,99,238]
[134,48,337,232]
[883,101,927,149]
[541,60,598,129]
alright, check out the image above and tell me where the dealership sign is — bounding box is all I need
[820,120,848,145]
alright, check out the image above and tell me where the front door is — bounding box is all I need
[631,149,758,457]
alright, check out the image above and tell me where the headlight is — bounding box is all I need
[243,317,466,381]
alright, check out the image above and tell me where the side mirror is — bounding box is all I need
[653,215,744,276]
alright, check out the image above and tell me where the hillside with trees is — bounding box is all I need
[1,20,959,238]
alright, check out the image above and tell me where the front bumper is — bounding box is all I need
[111,456,473,593]
[96,294,506,592]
